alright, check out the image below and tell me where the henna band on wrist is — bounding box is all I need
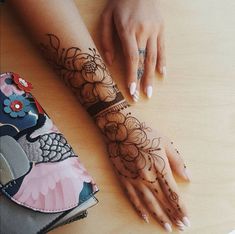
[87,91,129,117]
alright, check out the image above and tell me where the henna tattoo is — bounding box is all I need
[87,93,129,117]
[171,141,180,155]
[160,175,182,214]
[96,111,166,182]
[40,34,126,116]
[171,141,188,171]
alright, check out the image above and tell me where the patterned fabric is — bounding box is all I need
[0,72,98,213]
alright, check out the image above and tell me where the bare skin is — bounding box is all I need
[8,0,190,232]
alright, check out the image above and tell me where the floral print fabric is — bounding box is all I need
[0,72,98,213]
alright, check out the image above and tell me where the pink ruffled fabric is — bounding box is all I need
[13,157,96,212]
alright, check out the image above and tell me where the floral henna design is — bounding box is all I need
[96,111,166,182]
[40,34,127,116]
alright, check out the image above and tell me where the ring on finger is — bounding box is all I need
[137,48,147,80]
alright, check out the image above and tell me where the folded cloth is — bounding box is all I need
[0,72,98,234]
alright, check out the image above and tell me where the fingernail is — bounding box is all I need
[132,91,139,102]
[129,82,137,95]
[162,66,167,78]
[184,168,191,181]
[141,213,149,223]
[164,223,172,232]
[146,86,153,99]
[176,220,185,231]
[105,51,113,65]
[182,217,191,227]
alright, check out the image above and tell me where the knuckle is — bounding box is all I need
[125,24,135,34]
[158,42,166,54]
[128,53,139,64]
[146,54,157,65]
[137,21,150,33]
[116,20,126,34]
[158,44,165,53]
[119,25,126,35]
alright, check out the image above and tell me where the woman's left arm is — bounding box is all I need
[8,1,190,232]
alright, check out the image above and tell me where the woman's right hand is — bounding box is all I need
[96,108,191,232]
[101,0,166,101]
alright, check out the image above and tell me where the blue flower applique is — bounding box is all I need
[3,94,31,118]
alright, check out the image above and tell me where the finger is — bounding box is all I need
[166,141,191,181]
[143,36,158,98]
[147,145,187,230]
[135,37,148,102]
[157,28,166,78]
[122,180,149,223]
[137,183,173,232]
[117,31,139,99]
[157,158,191,228]
[148,183,186,231]
[101,10,115,65]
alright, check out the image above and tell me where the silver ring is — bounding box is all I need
[137,48,146,80]
[138,48,147,56]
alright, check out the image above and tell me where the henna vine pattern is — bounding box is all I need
[96,111,166,182]
[40,34,127,116]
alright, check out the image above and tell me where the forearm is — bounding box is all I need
[8,0,129,118]
[8,2,190,228]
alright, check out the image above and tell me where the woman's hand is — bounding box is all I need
[96,108,190,232]
[101,0,166,101]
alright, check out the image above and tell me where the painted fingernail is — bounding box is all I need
[184,167,191,181]
[182,217,191,227]
[141,213,149,223]
[105,51,113,65]
[132,93,139,102]
[132,90,139,102]
[164,223,172,232]
[146,86,153,99]
[176,220,185,231]
[129,82,137,95]
[162,66,167,78]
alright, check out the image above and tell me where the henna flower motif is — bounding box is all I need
[12,73,33,92]
[97,112,147,162]
[96,112,165,180]
[3,94,30,118]
[40,34,118,105]
[78,51,117,103]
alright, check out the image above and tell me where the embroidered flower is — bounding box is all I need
[3,94,30,118]
[12,73,33,92]
[0,73,24,97]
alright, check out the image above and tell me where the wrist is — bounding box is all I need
[95,105,139,142]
